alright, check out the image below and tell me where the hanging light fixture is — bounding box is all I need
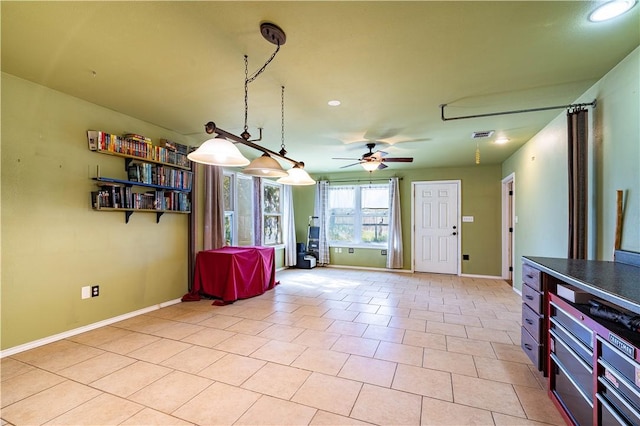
[278,164,316,186]
[276,86,316,186]
[187,137,250,166]
[196,22,312,181]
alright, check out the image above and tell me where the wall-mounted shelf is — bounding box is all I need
[88,130,192,224]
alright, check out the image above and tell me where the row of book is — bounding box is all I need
[87,130,191,168]
[126,163,193,190]
[92,185,191,212]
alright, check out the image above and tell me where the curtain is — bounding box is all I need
[282,184,297,267]
[253,177,263,246]
[314,180,330,265]
[386,177,403,269]
[203,165,225,250]
[567,108,589,259]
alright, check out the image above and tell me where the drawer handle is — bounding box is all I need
[525,318,534,325]
[525,295,534,300]
[524,343,533,350]
[526,274,534,279]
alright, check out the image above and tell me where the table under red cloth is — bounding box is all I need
[187,246,276,303]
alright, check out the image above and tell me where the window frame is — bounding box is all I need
[261,179,283,246]
[327,183,389,248]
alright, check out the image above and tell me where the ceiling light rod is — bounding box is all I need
[204,121,303,167]
[439,99,597,122]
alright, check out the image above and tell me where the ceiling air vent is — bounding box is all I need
[471,130,494,139]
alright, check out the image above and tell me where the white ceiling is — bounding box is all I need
[2,1,639,174]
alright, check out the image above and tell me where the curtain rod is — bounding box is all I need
[325,177,403,184]
[439,99,597,122]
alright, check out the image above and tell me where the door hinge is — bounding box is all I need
[509,190,513,196]
[509,266,513,272]
[509,227,513,233]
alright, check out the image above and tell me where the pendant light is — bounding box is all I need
[187,137,250,166]
[276,86,316,186]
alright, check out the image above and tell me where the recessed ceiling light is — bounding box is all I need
[589,0,637,22]
[328,100,341,107]
[495,137,510,144]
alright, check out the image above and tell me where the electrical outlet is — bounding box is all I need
[81,286,91,299]
[348,248,354,254]
[463,254,470,260]
[381,249,387,255]
[91,285,100,297]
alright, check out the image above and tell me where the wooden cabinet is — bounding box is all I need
[521,263,547,374]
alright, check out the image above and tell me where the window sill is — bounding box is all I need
[330,244,387,250]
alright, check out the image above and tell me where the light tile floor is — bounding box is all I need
[1,268,566,425]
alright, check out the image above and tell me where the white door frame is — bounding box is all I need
[411,180,461,275]
[501,173,515,281]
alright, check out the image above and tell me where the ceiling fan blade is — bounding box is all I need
[383,157,414,163]
[340,162,361,169]
[377,163,389,170]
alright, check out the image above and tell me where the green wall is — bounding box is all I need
[293,165,503,276]
[1,73,197,350]
[502,47,639,291]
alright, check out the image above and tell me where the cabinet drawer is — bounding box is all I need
[598,394,630,426]
[550,319,593,364]
[522,326,542,370]
[522,303,543,342]
[599,336,640,389]
[550,301,593,349]
[551,354,593,426]
[598,376,640,425]
[522,264,542,291]
[550,330,593,397]
[522,283,543,313]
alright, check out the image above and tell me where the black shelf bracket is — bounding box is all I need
[125,210,134,223]
[156,212,164,223]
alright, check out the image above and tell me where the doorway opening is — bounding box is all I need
[502,173,515,285]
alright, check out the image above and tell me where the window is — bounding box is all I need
[262,181,282,245]
[328,184,389,246]
[222,172,283,247]
[223,172,254,246]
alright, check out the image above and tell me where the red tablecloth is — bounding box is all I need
[186,246,276,303]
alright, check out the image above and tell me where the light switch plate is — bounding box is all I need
[462,216,474,222]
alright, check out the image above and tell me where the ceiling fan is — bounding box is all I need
[333,143,414,171]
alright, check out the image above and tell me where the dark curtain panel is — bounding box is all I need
[567,108,589,259]
[203,165,226,250]
[188,163,200,291]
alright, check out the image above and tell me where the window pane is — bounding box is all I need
[263,184,281,213]
[237,176,254,246]
[361,215,388,243]
[223,174,232,210]
[329,216,355,242]
[224,213,233,246]
[263,215,282,245]
[361,186,388,208]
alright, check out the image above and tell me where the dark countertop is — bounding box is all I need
[523,256,640,315]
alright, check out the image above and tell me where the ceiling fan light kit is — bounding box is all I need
[190,22,314,185]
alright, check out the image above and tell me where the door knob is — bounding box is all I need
[452,232,457,236]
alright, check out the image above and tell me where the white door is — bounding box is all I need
[413,181,460,274]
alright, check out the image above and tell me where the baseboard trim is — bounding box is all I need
[325,265,413,273]
[460,273,505,280]
[0,298,182,358]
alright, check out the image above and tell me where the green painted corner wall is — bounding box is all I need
[292,165,503,276]
[1,73,197,350]
[502,47,640,292]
